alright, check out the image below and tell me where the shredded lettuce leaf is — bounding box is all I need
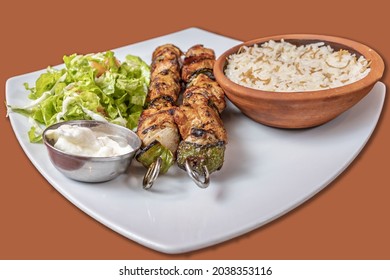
[7,51,150,142]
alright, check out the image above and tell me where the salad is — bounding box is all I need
[7,51,150,142]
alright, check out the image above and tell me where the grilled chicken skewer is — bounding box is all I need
[136,44,183,189]
[174,45,228,188]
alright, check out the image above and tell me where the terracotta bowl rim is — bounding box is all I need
[214,34,385,101]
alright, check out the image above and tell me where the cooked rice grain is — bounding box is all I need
[224,40,371,92]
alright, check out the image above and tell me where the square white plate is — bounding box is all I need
[6,27,386,254]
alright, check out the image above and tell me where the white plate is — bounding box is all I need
[6,27,386,254]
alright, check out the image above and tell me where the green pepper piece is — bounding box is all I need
[136,141,175,174]
[176,141,225,174]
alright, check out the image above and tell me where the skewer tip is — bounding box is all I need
[185,159,210,189]
[142,157,162,190]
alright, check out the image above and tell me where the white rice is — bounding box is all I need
[224,40,371,92]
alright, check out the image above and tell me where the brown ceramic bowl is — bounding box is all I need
[214,34,385,128]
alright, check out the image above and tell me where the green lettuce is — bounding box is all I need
[7,51,150,142]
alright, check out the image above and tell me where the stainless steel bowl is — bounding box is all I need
[42,120,141,183]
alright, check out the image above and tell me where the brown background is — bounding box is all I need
[1,0,389,260]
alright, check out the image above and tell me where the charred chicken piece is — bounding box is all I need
[184,73,226,114]
[174,103,227,174]
[147,71,181,104]
[152,44,183,61]
[151,59,181,82]
[174,104,227,146]
[176,45,228,178]
[181,59,215,83]
[181,44,216,83]
[136,44,183,177]
[137,105,179,154]
[136,105,179,173]
[183,44,216,64]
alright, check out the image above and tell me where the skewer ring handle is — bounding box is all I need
[185,159,210,189]
[143,157,162,189]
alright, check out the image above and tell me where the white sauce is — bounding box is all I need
[45,124,133,157]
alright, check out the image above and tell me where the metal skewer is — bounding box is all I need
[142,157,162,190]
[185,159,210,189]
